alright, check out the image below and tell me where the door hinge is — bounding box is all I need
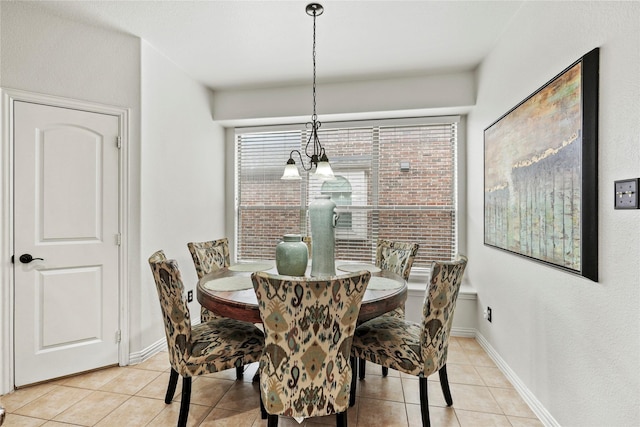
[115,330,121,343]
[116,136,122,149]
[115,233,122,246]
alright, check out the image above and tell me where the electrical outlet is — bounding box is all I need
[484,306,492,323]
[614,178,639,209]
[187,290,193,302]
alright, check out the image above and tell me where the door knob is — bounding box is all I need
[19,254,44,264]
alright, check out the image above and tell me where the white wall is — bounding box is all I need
[467,2,640,426]
[0,2,140,110]
[140,42,226,349]
[213,71,476,126]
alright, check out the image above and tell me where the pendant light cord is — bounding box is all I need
[312,9,317,122]
[306,6,324,167]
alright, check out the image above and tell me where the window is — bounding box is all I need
[235,117,459,273]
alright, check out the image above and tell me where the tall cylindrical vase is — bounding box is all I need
[275,234,308,276]
[310,195,338,277]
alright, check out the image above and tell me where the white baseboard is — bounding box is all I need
[128,337,166,366]
[475,332,560,427]
[451,327,477,338]
[128,317,204,366]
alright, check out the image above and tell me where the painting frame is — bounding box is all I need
[484,48,599,282]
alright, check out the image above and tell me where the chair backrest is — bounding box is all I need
[148,252,192,371]
[149,249,167,264]
[420,255,468,376]
[187,238,231,279]
[375,239,420,280]
[251,270,371,418]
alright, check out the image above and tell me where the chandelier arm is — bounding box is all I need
[314,120,322,158]
[313,130,322,159]
[291,148,313,172]
[304,122,315,160]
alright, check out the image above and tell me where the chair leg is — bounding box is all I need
[358,358,366,380]
[165,368,179,404]
[337,411,348,427]
[349,356,357,407]
[178,377,192,427]
[439,364,453,406]
[259,389,268,420]
[419,377,430,427]
[236,365,244,380]
[382,366,389,377]
[267,414,278,427]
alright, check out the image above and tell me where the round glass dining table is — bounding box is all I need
[196,262,407,324]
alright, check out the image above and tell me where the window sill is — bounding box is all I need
[407,270,477,300]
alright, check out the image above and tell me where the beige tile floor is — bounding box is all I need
[0,337,544,426]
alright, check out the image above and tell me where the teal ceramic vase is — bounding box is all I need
[275,234,308,276]
[310,195,338,276]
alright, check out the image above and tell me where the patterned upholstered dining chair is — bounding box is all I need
[351,255,467,427]
[360,238,419,378]
[251,270,371,427]
[148,250,264,427]
[187,238,231,322]
[375,238,420,316]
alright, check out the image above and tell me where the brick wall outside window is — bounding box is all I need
[236,119,458,273]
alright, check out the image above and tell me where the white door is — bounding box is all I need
[13,101,121,387]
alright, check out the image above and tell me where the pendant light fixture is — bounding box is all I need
[281,3,335,181]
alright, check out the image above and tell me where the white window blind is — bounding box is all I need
[235,117,458,272]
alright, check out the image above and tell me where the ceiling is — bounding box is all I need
[33,0,525,91]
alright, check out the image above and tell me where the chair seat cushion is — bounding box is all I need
[181,318,264,377]
[381,305,405,319]
[352,316,424,376]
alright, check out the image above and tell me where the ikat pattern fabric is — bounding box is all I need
[352,255,467,377]
[148,252,264,377]
[375,239,419,318]
[251,271,371,419]
[187,238,231,322]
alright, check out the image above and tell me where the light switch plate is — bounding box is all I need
[614,178,639,209]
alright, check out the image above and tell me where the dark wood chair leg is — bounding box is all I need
[438,364,453,406]
[337,411,348,427]
[165,368,179,404]
[259,389,268,419]
[382,366,389,377]
[358,358,366,380]
[267,414,278,427]
[178,376,192,427]
[419,377,430,427]
[236,365,244,380]
[349,356,357,407]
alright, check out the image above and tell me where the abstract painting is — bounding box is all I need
[484,48,599,281]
